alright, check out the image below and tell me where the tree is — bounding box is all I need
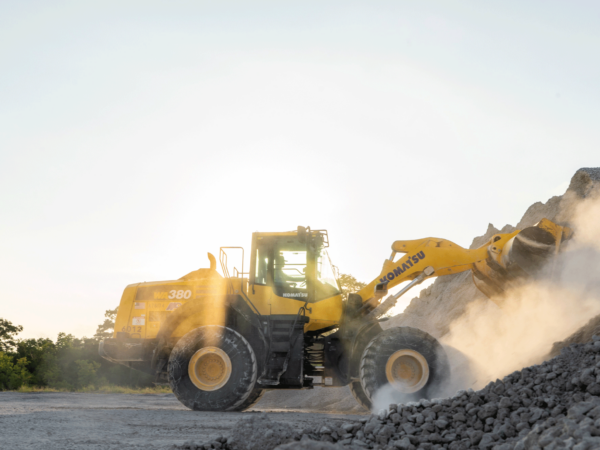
[337,273,367,302]
[15,338,55,386]
[0,352,31,390]
[94,307,118,339]
[0,318,23,353]
[74,360,101,388]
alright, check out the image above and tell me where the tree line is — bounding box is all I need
[0,312,154,391]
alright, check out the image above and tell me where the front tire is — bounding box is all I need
[349,380,372,411]
[360,327,449,404]
[168,325,263,411]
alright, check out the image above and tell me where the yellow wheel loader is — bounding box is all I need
[99,219,572,411]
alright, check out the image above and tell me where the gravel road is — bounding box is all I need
[0,392,366,450]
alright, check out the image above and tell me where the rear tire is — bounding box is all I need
[168,325,263,411]
[360,327,449,404]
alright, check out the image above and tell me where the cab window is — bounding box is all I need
[314,248,341,300]
[274,245,307,290]
[255,245,269,285]
[253,237,309,299]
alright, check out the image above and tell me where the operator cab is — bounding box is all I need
[250,226,341,303]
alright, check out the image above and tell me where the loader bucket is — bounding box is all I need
[471,219,572,306]
[502,226,557,277]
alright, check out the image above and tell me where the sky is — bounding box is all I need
[1,1,599,339]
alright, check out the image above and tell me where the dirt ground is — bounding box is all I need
[0,392,366,450]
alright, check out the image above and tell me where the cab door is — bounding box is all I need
[250,234,311,303]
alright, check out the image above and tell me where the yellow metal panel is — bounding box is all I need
[113,283,140,338]
[170,296,230,337]
[117,277,228,339]
[247,285,343,332]
[536,218,574,244]
[116,268,344,338]
[305,294,343,331]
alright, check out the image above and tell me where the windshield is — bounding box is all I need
[317,249,340,292]
[274,246,307,290]
[252,234,339,301]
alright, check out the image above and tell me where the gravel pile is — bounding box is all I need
[176,336,600,450]
[549,314,600,358]
[295,337,600,450]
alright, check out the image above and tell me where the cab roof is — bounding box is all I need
[253,231,299,237]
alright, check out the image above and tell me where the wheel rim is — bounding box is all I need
[385,349,430,393]
[188,347,232,391]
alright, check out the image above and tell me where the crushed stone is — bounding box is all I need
[253,386,366,414]
[276,440,362,449]
[549,314,600,358]
[172,413,297,450]
[227,413,296,450]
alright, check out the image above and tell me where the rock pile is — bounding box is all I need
[549,314,600,358]
[287,336,600,450]
[176,335,600,450]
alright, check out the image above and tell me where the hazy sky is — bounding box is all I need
[1,1,599,339]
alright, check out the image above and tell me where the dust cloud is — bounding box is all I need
[440,193,600,393]
[570,190,600,252]
[370,344,475,412]
[371,384,416,412]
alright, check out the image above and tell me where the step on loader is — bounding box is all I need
[99,219,572,411]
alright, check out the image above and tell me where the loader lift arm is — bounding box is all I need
[352,218,572,319]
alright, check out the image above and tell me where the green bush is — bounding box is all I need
[74,360,101,388]
[16,338,56,386]
[0,352,31,390]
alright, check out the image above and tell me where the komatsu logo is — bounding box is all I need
[379,251,426,283]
